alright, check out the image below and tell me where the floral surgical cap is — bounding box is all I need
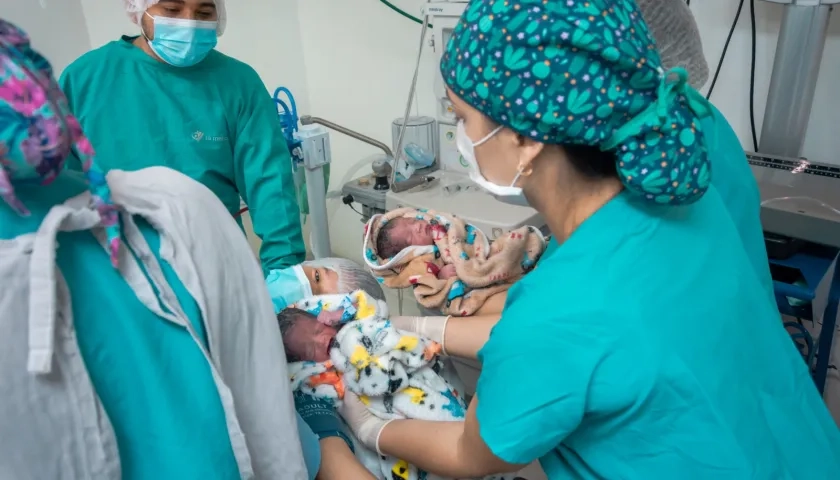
[0,19,121,265]
[123,0,228,35]
[441,0,714,205]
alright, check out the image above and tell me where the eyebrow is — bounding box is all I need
[160,0,217,8]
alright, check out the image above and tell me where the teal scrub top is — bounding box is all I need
[543,106,773,302]
[703,105,774,300]
[59,37,305,274]
[0,174,240,479]
[477,189,840,478]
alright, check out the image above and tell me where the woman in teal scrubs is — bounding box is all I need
[339,1,840,478]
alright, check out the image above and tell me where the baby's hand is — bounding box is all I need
[437,264,457,279]
[317,308,345,326]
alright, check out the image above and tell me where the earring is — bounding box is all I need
[517,162,534,177]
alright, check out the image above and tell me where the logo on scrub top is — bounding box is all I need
[192,131,229,143]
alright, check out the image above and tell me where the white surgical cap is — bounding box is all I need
[303,257,386,302]
[636,0,709,89]
[123,0,227,35]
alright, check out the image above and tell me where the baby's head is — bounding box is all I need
[278,308,338,362]
[376,217,434,259]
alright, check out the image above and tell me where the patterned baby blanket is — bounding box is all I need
[287,290,511,480]
[363,207,545,316]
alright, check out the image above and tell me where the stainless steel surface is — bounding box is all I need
[387,171,545,235]
[748,152,840,248]
[299,115,394,158]
[759,4,832,157]
[390,175,435,193]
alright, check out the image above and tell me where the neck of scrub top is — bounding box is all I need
[123,35,216,71]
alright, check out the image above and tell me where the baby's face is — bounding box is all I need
[389,218,434,249]
[301,265,339,296]
[284,316,338,362]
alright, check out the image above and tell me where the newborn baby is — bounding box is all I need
[278,308,338,363]
[364,208,546,317]
[376,217,457,279]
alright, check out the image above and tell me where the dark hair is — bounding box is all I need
[277,307,317,362]
[563,144,618,180]
[376,219,408,259]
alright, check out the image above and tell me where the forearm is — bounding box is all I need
[443,314,500,359]
[316,437,376,480]
[474,291,507,315]
[235,83,307,272]
[377,420,486,478]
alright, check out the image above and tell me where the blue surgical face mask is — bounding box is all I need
[265,265,313,313]
[143,12,218,67]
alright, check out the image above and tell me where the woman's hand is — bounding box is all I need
[390,315,450,347]
[391,314,501,359]
[365,394,525,478]
[337,391,393,452]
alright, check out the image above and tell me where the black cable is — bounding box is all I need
[748,0,759,151]
[348,204,364,217]
[706,0,745,100]
[342,194,364,217]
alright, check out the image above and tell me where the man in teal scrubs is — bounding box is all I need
[59,0,304,273]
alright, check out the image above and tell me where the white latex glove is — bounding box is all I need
[338,391,393,453]
[390,315,451,353]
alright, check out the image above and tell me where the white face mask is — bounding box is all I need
[455,120,529,207]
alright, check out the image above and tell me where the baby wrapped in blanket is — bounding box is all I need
[363,207,546,316]
[280,290,511,480]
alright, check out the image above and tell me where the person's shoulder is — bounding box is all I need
[702,104,744,157]
[203,50,263,85]
[62,40,127,76]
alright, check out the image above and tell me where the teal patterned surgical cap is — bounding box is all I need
[441,0,714,205]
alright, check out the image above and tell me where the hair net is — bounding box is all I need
[123,0,228,35]
[303,257,385,302]
[0,20,121,265]
[636,0,709,89]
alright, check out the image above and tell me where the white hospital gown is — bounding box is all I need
[0,167,308,479]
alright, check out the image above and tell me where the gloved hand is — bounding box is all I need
[390,315,451,353]
[338,391,393,453]
[294,392,354,452]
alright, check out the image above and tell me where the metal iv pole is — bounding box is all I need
[759,0,837,158]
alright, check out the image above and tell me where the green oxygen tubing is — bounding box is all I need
[379,0,433,27]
